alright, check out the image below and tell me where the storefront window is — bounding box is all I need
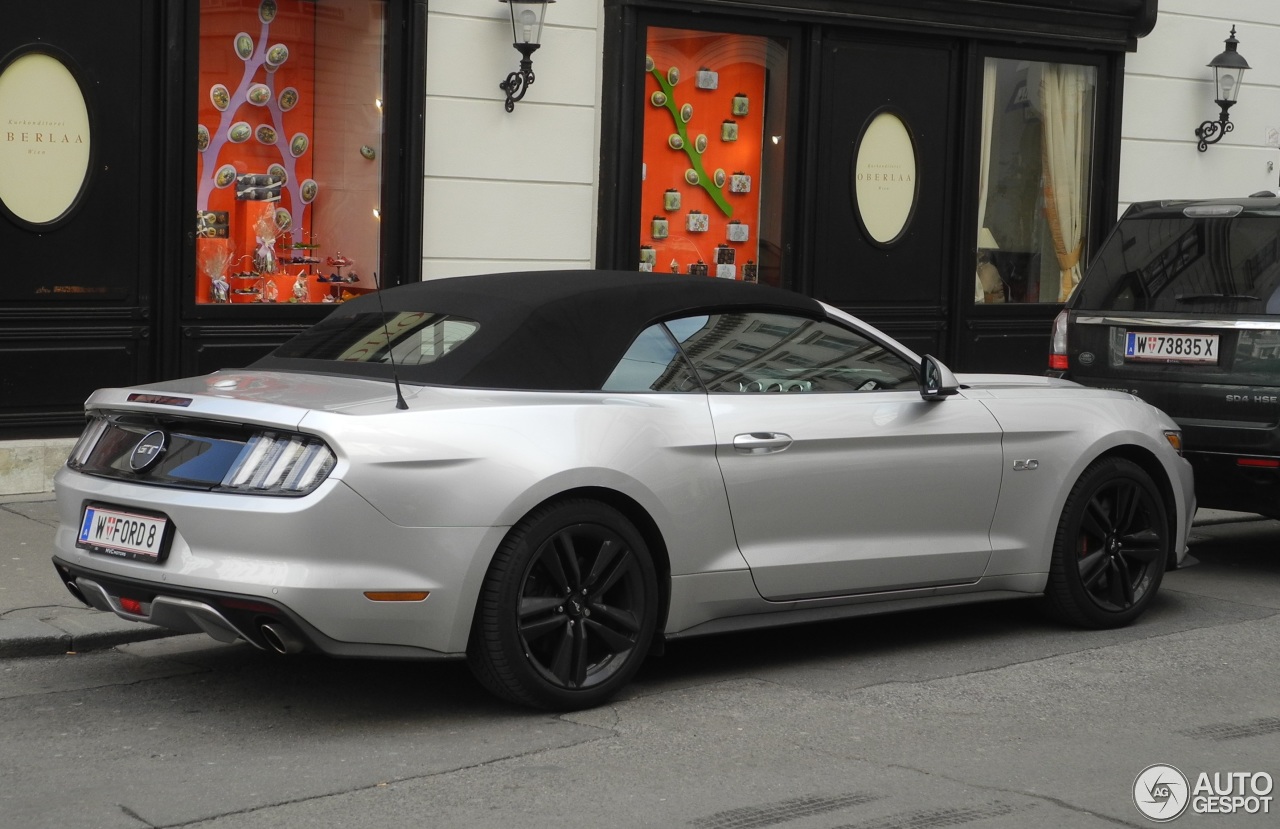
[975,58,1096,305]
[196,0,384,306]
[639,28,789,288]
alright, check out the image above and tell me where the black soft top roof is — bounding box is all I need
[252,270,824,390]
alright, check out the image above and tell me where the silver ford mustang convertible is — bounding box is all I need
[52,270,1195,709]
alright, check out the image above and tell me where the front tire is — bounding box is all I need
[467,499,658,710]
[1044,457,1170,629]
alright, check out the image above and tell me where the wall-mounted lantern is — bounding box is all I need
[498,0,554,113]
[1195,26,1250,152]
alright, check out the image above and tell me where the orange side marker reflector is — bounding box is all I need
[363,591,430,602]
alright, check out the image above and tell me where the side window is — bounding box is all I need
[602,323,702,392]
[666,312,919,393]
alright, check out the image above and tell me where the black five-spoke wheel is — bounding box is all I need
[1045,457,1170,628]
[468,499,658,710]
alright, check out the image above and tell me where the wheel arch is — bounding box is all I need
[1088,444,1181,569]
[507,486,673,645]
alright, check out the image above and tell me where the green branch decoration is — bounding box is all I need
[652,68,733,218]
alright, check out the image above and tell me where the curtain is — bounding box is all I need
[1040,65,1092,302]
[975,61,997,302]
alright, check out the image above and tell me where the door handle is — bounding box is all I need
[733,432,793,454]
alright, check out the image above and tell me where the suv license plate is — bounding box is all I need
[77,505,170,563]
[1124,332,1219,364]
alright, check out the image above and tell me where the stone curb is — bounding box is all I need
[0,614,176,658]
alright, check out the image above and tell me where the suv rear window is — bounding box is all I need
[1073,216,1280,314]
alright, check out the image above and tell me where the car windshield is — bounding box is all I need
[1074,216,1280,314]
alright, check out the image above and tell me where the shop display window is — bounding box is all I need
[975,57,1096,305]
[196,0,384,305]
[639,27,788,288]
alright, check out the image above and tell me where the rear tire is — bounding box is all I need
[1044,457,1169,629]
[467,499,658,710]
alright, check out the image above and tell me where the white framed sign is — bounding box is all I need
[853,110,918,246]
[0,51,92,226]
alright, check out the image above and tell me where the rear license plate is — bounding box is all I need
[1125,331,1219,364]
[77,504,171,563]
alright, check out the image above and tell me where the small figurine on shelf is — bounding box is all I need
[292,270,309,303]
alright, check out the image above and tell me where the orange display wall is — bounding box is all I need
[195,0,369,305]
[640,29,766,281]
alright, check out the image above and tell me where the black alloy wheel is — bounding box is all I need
[1045,457,1170,629]
[467,499,658,710]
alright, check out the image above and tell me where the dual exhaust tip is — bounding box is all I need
[259,622,305,655]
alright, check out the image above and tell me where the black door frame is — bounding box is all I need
[599,0,1145,372]
[951,41,1124,374]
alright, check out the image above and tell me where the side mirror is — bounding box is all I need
[920,355,961,401]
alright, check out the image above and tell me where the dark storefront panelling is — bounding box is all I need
[600,0,1155,374]
[0,1,426,438]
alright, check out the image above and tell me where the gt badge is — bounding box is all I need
[129,430,168,472]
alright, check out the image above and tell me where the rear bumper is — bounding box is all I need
[52,467,510,655]
[51,557,463,659]
[1186,451,1280,518]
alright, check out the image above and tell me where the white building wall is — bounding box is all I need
[421,1,604,279]
[1121,0,1280,214]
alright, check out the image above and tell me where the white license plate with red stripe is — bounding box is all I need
[77,505,169,562]
[1125,331,1219,364]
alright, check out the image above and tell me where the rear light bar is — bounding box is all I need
[1237,457,1280,469]
[221,432,336,495]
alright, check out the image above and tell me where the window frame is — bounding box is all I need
[963,42,1116,315]
[597,8,806,292]
[603,310,921,394]
[179,0,425,321]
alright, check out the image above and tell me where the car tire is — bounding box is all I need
[467,499,659,710]
[1044,457,1170,629]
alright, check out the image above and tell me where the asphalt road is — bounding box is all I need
[2,516,1278,829]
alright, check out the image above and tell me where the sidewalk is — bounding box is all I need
[0,495,174,658]
[1,494,1273,659]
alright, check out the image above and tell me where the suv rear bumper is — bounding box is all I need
[1185,451,1280,518]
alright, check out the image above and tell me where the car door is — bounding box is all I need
[669,311,1005,601]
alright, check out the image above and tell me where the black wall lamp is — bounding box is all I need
[1196,26,1250,152]
[499,0,554,112]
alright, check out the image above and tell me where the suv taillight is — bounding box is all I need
[1048,309,1070,372]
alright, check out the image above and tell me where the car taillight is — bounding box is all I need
[1237,457,1280,469]
[1048,309,1070,372]
[220,432,336,495]
[67,414,110,468]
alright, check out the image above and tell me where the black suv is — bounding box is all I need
[1050,195,1280,517]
